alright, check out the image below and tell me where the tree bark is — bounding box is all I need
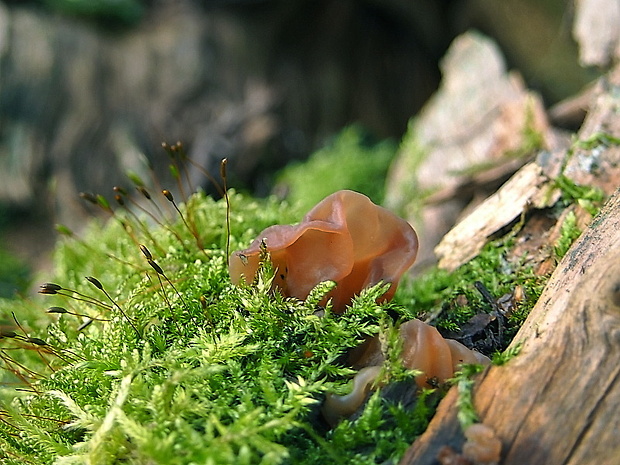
[435,62,620,272]
[400,187,620,465]
[400,60,620,465]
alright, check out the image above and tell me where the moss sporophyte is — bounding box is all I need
[0,140,554,465]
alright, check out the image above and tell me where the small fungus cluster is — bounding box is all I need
[325,319,490,425]
[229,190,489,425]
[229,190,418,312]
[348,319,490,389]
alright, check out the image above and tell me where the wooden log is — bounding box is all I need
[400,187,620,465]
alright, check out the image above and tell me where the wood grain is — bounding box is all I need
[401,188,620,465]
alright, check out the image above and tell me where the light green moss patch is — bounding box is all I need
[276,126,396,212]
[0,191,437,465]
[0,148,580,464]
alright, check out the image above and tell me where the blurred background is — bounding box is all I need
[0,0,597,296]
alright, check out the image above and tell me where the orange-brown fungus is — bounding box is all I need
[229,190,418,312]
[323,319,490,425]
[351,319,490,389]
[400,319,490,388]
[322,366,382,427]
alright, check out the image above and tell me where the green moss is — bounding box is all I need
[452,364,485,430]
[514,97,546,157]
[394,235,546,347]
[573,131,620,150]
[554,175,604,216]
[0,247,30,298]
[0,207,32,298]
[276,126,396,212]
[491,343,522,366]
[554,211,581,259]
[0,190,440,465]
[0,161,552,464]
[551,130,618,217]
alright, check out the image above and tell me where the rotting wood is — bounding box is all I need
[433,156,561,272]
[435,64,620,272]
[384,31,558,272]
[400,187,620,465]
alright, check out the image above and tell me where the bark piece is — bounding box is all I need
[385,31,555,271]
[573,0,620,67]
[435,65,620,271]
[434,156,561,271]
[401,187,620,465]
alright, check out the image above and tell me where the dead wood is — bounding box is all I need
[385,31,558,271]
[401,50,620,465]
[401,187,620,465]
[435,64,620,271]
[400,64,620,465]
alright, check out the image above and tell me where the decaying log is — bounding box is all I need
[433,155,562,272]
[401,54,620,465]
[400,187,620,465]
[435,63,620,271]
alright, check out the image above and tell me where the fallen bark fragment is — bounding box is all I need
[435,65,620,271]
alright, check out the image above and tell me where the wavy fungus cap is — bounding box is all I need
[323,319,491,426]
[229,190,418,312]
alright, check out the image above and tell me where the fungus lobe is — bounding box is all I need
[229,190,418,312]
[323,319,490,425]
[351,319,490,389]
